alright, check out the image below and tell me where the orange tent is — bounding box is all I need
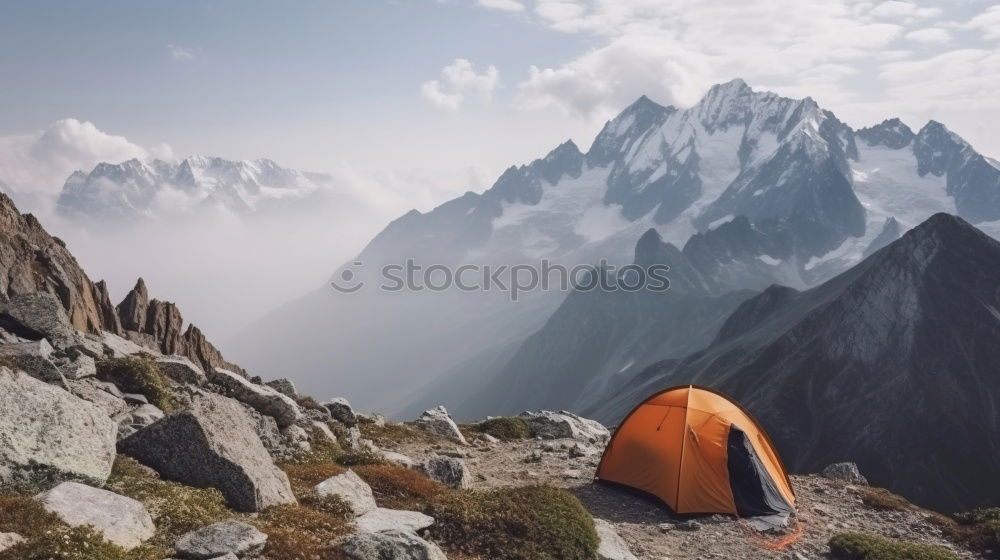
[596,385,795,516]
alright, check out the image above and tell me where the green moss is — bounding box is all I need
[96,356,176,411]
[0,494,130,560]
[829,533,960,560]
[104,456,230,555]
[471,417,531,441]
[428,485,599,560]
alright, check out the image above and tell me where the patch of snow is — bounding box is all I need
[757,254,781,266]
[617,359,635,374]
[708,214,735,229]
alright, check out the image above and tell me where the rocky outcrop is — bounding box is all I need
[822,462,869,486]
[174,520,268,559]
[115,279,243,375]
[0,367,117,491]
[156,355,207,385]
[324,397,357,426]
[519,411,610,443]
[340,529,447,560]
[0,339,66,387]
[118,390,296,512]
[0,193,120,335]
[208,368,302,428]
[0,292,78,348]
[36,482,155,550]
[314,470,377,516]
[422,456,470,489]
[116,404,165,439]
[413,406,467,444]
[265,378,298,398]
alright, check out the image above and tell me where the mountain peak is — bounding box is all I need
[857,118,915,149]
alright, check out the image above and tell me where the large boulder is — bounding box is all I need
[341,529,447,560]
[0,339,67,387]
[118,390,296,512]
[156,355,207,385]
[0,367,117,491]
[594,519,637,560]
[821,462,869,485]
[174,520,268,559]
[100,331,148,358]
[265,378,298,398]
[324,397,358,427]
[356,508,435,534]
[0,533,24,553]
[55,353,97,380]
[315,470,377,516]
[413,406,467,444]
[519,410,610,443]
[0,293,77,348]
[36,481,155,550]
[208,367,302,428]
[67,378,130,418]
[115,403,165,439]
[422,456,471,489]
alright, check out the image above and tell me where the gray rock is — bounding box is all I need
[57,353,97,380]
[208,368,302,428]
[676,520,701,531]
[355,508,435,534]
[174,520,267,559]
[122,392,149,405]
[382,451,416,469]
[423,456,470,489]
[36,481,155,550]
[357,412,386,427]
[67,378,130,417]
[594,519,638,560]
[324,397,358,426]
[821,462,869,485]
[265,378,298,398]
[281,424,311,452]
[0,293,76,348]
[315,470,377,516]
[118,390,296,512]
[519,410,610,442]
[100,331,148,358]
[0,532,24,553]
[117,403,165,439]
[341,529,446,560]
[413,406,467,444]
[157,356,207,385]
[0,367,117,491]
[0,339,67,387]
[569,442,596,458]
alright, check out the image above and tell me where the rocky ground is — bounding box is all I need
[383,432,984,560]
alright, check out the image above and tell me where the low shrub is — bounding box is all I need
[948,508,1000,559]
[96,355,176,411]
[354,464,447,510]
[471,417,531,441]
[256,503,353,559]
[336,448,387,467]
[829,532,960,560]
[0,494,130,560]
[428,485,599,560]
[360,422,438,446]
[104,456,230,551]
[294,395,327,412]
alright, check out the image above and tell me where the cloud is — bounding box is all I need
[905,27,951,44]
[966,5,1000,41]
[0,119,173,199]
[477,0,525,13]
[421,58,500,111]
[167,44,196,61]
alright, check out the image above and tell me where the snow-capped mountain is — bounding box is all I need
[57,155,337,222]
[232,78,1000,416]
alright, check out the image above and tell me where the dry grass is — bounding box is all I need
[96,355,177,411]
[354,464,447,510]
[829,532,959,560]
[466,417,531,441]
[255,503,353,560]
[0,494,130,560]
[359,422,440,446]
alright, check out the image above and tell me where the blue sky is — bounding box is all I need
[2,0,999,213]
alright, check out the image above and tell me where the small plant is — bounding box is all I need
[255,503,353,559]
[105,456,230,552]
[96,355,176,411]
[829,532,960,560]
[294,395,327,412]
[354,464,446,510]
[359,422,438,446]
[428,485,599,560]
[471,417,531,441]
[948,508,1000,559]
[337,448,387,467]
[0,494,130,560]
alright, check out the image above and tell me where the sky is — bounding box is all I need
[0,0,998,337]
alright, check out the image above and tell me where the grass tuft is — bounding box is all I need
[428,485,598,560]
[470,417,531,441]
[255,503,353,559]
[354,464,446,510]
[96,355,176,411]
[829,532,959,560]
[0,494,130,560]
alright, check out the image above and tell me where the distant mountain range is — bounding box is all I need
[56,155,350,223]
